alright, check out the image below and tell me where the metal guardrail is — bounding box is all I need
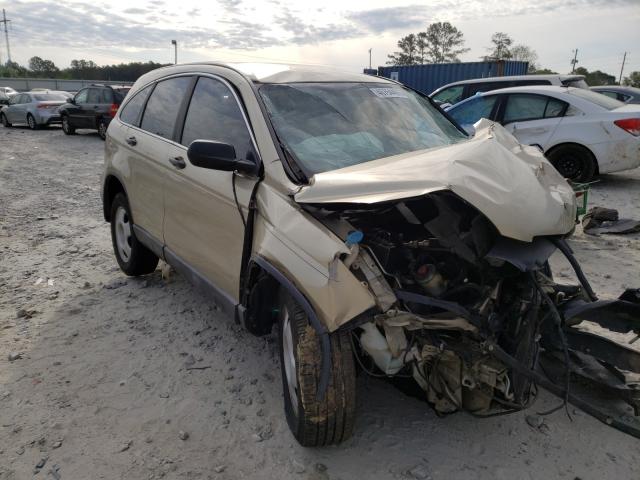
[0,77,134,92]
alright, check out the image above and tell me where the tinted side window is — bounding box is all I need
[512,80,552,86]
[101,89,114,103]
[448,95,498,126]
[140,76,192,140]
[87,89,101,103]
[432,85,464,105]
[467,82,506,96]
[119,85,152,126]
[181,77,253,159]
[75,89,88,104]
[504,94,567,123]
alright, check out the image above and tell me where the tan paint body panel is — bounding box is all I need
[294,120,577,242]
[252,186,376,331]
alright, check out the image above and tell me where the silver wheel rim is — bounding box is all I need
[62,117,69,131]
[114,206,132,262]
[28,116,35,129]
[99,122,106,137]
[282,306,299,416]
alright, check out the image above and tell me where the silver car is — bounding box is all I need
[0,91,69,129]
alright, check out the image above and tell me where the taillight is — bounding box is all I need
[37,103,50,109]
[614,118,640,136]
[109,103,119,118]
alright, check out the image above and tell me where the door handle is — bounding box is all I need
[169,156,186,169]
[126,136,137,146]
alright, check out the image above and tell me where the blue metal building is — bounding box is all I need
[370,61,530,95]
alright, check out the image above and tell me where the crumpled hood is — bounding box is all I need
[294,120,577,242]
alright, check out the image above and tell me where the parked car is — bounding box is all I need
[58,84,131,140]
[102,63,640,446]
[590,85,640,104]
[445,85,640,181]
[430,74,588,107]
[0,86,18,97]
[0,91,69,129]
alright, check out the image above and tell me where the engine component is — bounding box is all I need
[414,263,446,296]
[359,322,407,375]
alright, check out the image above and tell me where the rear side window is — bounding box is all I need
[467,82,507,96]
[503,94,567,123]
[568,88,624,110]
[101,89,114,103]
[87,89,101,103]
[181,77,254,159]
[448,95,499,126]
[119,85,152,126]
[512,80,552,86]
[140,76,192,139]
[432,85,464,105]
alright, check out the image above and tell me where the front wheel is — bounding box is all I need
[61,115,76,135]
[109,193,159,276]
[546,144,596,182]
[277,289,356,446]
[0,113,11,127]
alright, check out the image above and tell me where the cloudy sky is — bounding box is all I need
[1,0,639,76]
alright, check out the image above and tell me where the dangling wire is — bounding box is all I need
[232,172,246,228]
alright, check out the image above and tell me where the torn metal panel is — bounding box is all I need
[294,121,577,242]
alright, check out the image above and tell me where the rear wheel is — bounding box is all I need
[546,144,596,182]
[109,193,159,276]
[98,119,108,140]
[0,113,11,127]
[27,114,39,130]
[61,115,75,135]
[277,289,356,446]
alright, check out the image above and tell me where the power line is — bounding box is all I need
[1,9,11,64]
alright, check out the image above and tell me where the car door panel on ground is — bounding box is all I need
[163,75,258,299]
[499,93,567,148]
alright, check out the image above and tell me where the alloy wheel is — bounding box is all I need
[281,305,299,417]
[114,206,132,262]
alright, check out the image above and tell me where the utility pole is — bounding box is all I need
[619,51,627,85]
[171,40,177,65]
[1,9,11,65]
[368,48,372,70]
[570,49,578,74]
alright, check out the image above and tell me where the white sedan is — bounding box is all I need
[446,86,640,181]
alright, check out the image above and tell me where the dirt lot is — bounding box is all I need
[1,126,639,480]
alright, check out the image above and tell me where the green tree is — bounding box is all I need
[423,21,469,63]
[623,71,640,88]
[532,68,558,74]
[387,34,419,66]
[485,32,513,60]
[510,45,538,72]
[28,56,59,77]
[574,67,616,86]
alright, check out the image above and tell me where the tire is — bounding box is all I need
[27,114,39,130]
[277,289,356,446]
[0,113,11,127]
[546,144,596,183]
[61,115,76,135]
[97,119,108,140]
[109,193,159,276]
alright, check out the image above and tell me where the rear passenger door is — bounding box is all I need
[125,76,194,243]
[499,93,567,149]
[163,75,260,302]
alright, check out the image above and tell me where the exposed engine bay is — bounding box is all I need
[304,192,640,435]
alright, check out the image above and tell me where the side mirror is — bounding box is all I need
[68,97,75,104]
[187,140,257,175]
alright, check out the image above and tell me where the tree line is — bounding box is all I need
[386,24,639,87]
[0,57,169,82]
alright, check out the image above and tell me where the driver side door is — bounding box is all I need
[69,89,89,127]
[163,75,259,305]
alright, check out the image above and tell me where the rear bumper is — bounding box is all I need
[593,137,640,174]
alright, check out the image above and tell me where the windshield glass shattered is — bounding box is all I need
[259,82,467,175]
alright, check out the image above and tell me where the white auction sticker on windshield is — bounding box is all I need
[369,88,408,98]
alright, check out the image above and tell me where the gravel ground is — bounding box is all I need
[1,126,639,480]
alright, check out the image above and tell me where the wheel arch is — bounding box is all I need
[102,174,128,222]
[545,141,600,175]
[241,255,332,401]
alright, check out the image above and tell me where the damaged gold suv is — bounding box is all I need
[102,63,640,446]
